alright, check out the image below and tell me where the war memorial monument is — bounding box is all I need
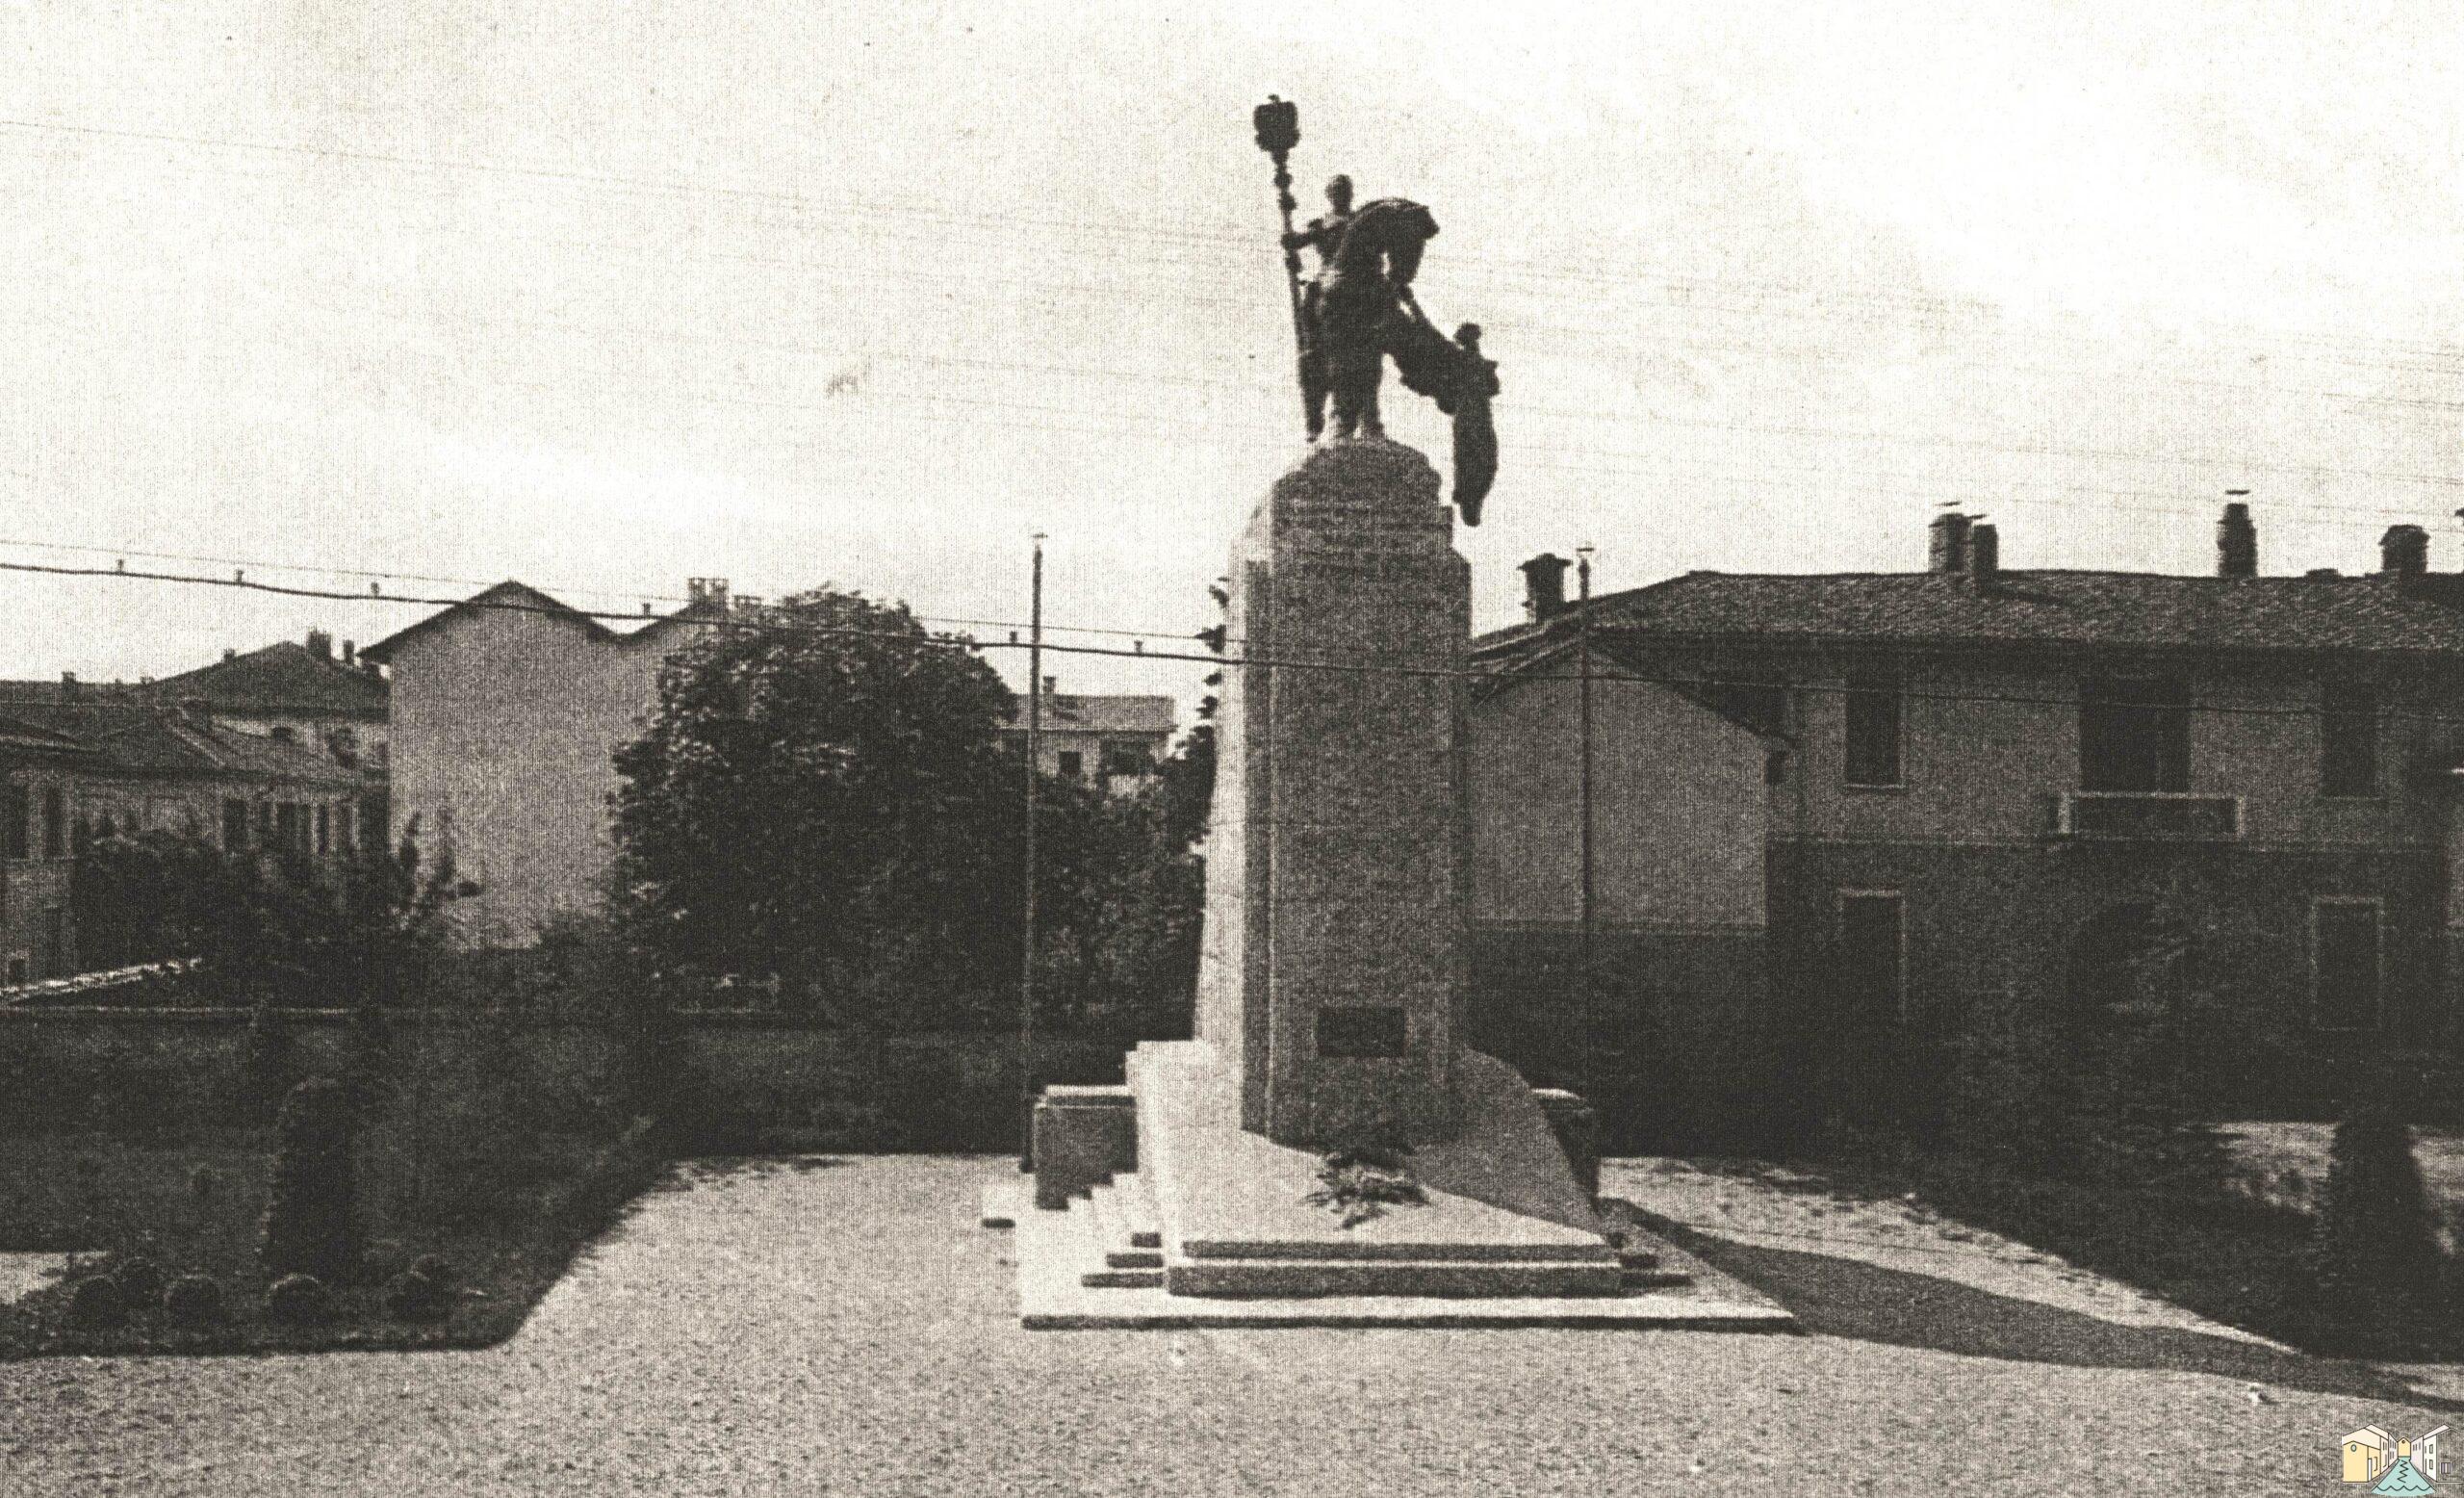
[984,102,1789,1330]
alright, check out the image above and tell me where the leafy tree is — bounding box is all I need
[608,589,1022,1020]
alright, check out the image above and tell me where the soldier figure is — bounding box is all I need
[1284,175,1354,438]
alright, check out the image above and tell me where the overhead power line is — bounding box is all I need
[14,555,2464,730]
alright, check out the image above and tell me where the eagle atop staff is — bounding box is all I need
[1253,98,1501,526]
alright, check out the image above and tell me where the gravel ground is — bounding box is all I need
[4,1153,2461,1497]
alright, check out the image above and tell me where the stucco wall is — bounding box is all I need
[1,764,76,980]
[1464,670,1768,929]
[386,608,703,947]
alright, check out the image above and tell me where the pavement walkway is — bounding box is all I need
[3,1154,2459,1496]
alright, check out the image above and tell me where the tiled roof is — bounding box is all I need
[0,713,90,760]
[999,694,1176,736]
[359,581,618,663]
[0,700,363,789]
[145,640,387,718]
[1475,570,2464,659]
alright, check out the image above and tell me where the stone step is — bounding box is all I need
[1622,1267,1695,1290]
[1113,1171,1163,1250]
[1167,1254,1626,1300]
[1083,1267,1167,1290]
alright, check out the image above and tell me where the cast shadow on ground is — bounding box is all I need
[1615,1201,2464,1413]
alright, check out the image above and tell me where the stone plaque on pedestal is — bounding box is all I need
[1194,437,1469,1148]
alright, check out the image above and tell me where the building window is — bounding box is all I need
[40,907,65,977]
[2313,899,2383,1030]
[1057,750,1084,781]
[6,956,25,984]
[223,797,248,851]
[2081,675,2190,792]
[40,787,64,858]
[1843,669,1903,788]
[1764,749,1789,786]
[1102,739,1152,777]
[2,782,26,859]
[316,805,331,854]
[1837,891,1907,1023]
[270,725,295,744]
[2322,681,2378,798]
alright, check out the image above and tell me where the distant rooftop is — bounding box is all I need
[999,691,1176,736]
[1477,568,2464,660]
[144,635,387,719]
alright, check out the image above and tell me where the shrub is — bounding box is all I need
[261,1078,360,1282]
[163,1274,223,1330]
[408,1253,454,1293]
[381,1266,451,1323]
[112,1253,166,1306]
[242,998,295,1120]
[2311,1101,2446,1349]
[343,1002,393,1122]
[265,1273,332,1325]
[66,1274,126,1330]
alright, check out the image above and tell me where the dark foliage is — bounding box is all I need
[66,1274,124,1330]
[606,585,1207,1036]
[111,1253,165,1305]
[162,1273,223,1329]
[380,1266,450,1323]
[260,1078,359,1282]
[264,1273,332,1325]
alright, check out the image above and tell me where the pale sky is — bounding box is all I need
[3,1,2460,716]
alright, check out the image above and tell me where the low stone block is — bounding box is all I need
[1032,1086,1138,1211]
[1532,1089,1600,1203]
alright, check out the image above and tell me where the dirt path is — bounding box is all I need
[2,1154,2456,1496]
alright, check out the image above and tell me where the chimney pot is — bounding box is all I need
[222,647,237,661]
[341,639,355,666]
[2381,524,2430,578]
[1929,510,1971,575]
[2217,498,2258,579]
[1040,676,1057,697]
[60,670,77,701]
[1519,553,1572,622]
[1967,523,1999,587]
[305,628,332,659]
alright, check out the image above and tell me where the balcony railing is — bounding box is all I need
[2052,791,2244,842]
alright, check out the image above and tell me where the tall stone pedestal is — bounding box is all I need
[1196,437,1468,1147]
[998,437,1784,1326]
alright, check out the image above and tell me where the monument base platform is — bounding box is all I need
[991,1042,1795,1329]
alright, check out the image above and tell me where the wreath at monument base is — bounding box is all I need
[1304,1124,1427,1228]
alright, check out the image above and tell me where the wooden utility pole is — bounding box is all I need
[1018,533,1045,1171]
[1576,545,1599,1105]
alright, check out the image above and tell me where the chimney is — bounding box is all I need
[341,639,355,667]
[60,670,77,702]
[1928,510,1971,574]
[1967,522,1999,588]
[686,577,731,612]
[222,647,238,661]
[305,628,333,659]
[1519,554,1571,622]
[2217,496,2257,579]
[2381,524,2429,578]
[1040,676,1057,697]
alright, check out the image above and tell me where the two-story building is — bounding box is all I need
[141,629,391,837]
[1471,504,2464,1124]
[362,579,723,947]
[0,714,85,983]
[998,678,1176,795]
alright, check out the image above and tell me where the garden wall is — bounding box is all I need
[0,1006,1155,1149]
